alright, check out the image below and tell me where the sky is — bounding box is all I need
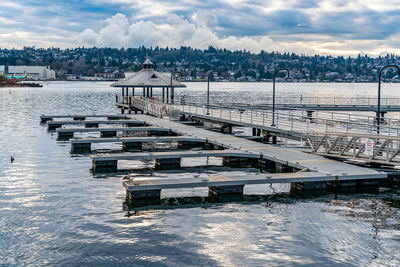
[0,0,400,56]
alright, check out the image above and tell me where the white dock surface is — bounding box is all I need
[128,114,386,179]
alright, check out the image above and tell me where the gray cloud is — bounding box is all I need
[1,0,400,56]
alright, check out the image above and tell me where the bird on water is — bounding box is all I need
[10,156,15,163]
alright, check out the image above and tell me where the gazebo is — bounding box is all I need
[111,57,186,104]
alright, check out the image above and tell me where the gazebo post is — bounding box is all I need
[166,86,169,103]
[142,87,145,97]
[150,87,153,98]
[132,87,135,97]
[162,87,165,102]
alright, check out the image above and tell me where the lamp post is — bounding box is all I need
[207,71,215,115]
[376,65,400,134]
[170,71,174,104]
[271,68,290,126]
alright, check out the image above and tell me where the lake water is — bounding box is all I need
[1,81,400,266]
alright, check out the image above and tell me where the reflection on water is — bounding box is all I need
[1,82,400,266]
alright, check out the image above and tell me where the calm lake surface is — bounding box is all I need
[1,81,400,266]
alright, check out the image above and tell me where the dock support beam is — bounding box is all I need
[178,141,205,149]
[107,115,123,120]
[41,117,53,123]
[275,163,293,173]
[85,122,99,128]
[73,116,85,121]
[223,156,255,168]
[92,160,118,173]
[209,185,244,196]
[126,189,161,200]
[258,158,277,171]
[123,142,142,151]
[327,179,380,194]
[100,131,117,138]
[307,110,314,121]
[155,158,181,170]
[48,123,62,131]
[71,143,91,153]
[57,131,74,140]
[290,181,327,195]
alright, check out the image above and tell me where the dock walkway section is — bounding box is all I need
[57,126,171,139]
[41,114,127,123]
[47,119,146,130]
[129,114,384,178]
[117,115,386,200]
[71,136,205,153]
[92,149,258,172]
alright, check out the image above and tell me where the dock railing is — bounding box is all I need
[124,96,400,136]
[173,96,400,106]
[173,102,400,136]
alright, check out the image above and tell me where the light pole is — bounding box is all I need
[170,71,174,104]
[272,68,290,126]
[376,65,400,133]
[207,71,215,115]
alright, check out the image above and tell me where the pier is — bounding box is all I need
[39,60,396,206]
[40,114,128,123]
[92,149,258,172]
[40,102,389,205]
[47,119,146,130]
[123,172,383,201]
[71,136,205,153]
[56,126,172,139]
[115,114,386,201]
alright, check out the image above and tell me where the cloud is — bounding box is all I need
[1,0,400,56]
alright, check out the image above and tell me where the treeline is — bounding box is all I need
[0,46,399,80]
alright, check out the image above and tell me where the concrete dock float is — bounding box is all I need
[123,171,386,200]
[70,136,205,153]
[47,119,146,130]
[57,126,171,139]
[129,115,386,177]
[40,114,128,123]
[91,150,259,172]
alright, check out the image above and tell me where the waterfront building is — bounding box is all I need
[2,65,56,80]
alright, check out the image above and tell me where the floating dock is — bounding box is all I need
[71,136,205,153]
[92,149,258,172]
[57,126,172,139]
[40,114,128,123]
[40,111,388,205]
[123,172,383,200]
[117,114,387,200]
[47,119,146,130]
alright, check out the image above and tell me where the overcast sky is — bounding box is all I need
[1,0,399,56]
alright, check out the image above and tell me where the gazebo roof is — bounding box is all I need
[111,58,186,88]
